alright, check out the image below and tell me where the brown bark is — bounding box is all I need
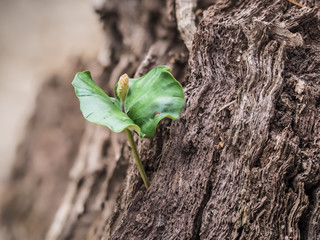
[1,0,320,240]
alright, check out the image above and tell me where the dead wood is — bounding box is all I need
[1,0,320,240]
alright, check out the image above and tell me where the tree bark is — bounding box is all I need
[1,0,320,240]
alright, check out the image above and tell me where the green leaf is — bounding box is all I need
[72,71,140,134]
[73,66,185,138]
[117,65,185,137]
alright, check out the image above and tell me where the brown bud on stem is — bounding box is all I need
[117,73,129,101]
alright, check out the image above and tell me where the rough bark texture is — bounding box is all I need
[1,0,320,240]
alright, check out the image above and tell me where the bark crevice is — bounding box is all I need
[192,168,214,240]
[1,1,320,240]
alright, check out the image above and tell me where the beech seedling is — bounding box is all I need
[72,65,185,189]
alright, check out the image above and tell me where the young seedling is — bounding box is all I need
[72,66,185,189]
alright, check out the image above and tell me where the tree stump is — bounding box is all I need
[1,1,320,240]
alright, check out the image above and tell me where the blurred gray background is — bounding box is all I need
[0,0,103,182]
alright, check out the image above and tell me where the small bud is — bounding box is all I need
[117,73,129,101]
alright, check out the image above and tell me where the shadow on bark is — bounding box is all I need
[1,0,320,240]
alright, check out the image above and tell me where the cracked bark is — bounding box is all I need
[1,0,320,240]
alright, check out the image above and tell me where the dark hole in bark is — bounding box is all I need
[102,139,111,157]
[298,185,316,239]
[235,226,244,240]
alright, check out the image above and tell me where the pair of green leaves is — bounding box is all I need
[72,65,185,138]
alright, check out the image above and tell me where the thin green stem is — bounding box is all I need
[120,100,125,112]
[125,129,150,189]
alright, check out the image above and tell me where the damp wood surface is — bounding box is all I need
[1,0,320,240]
